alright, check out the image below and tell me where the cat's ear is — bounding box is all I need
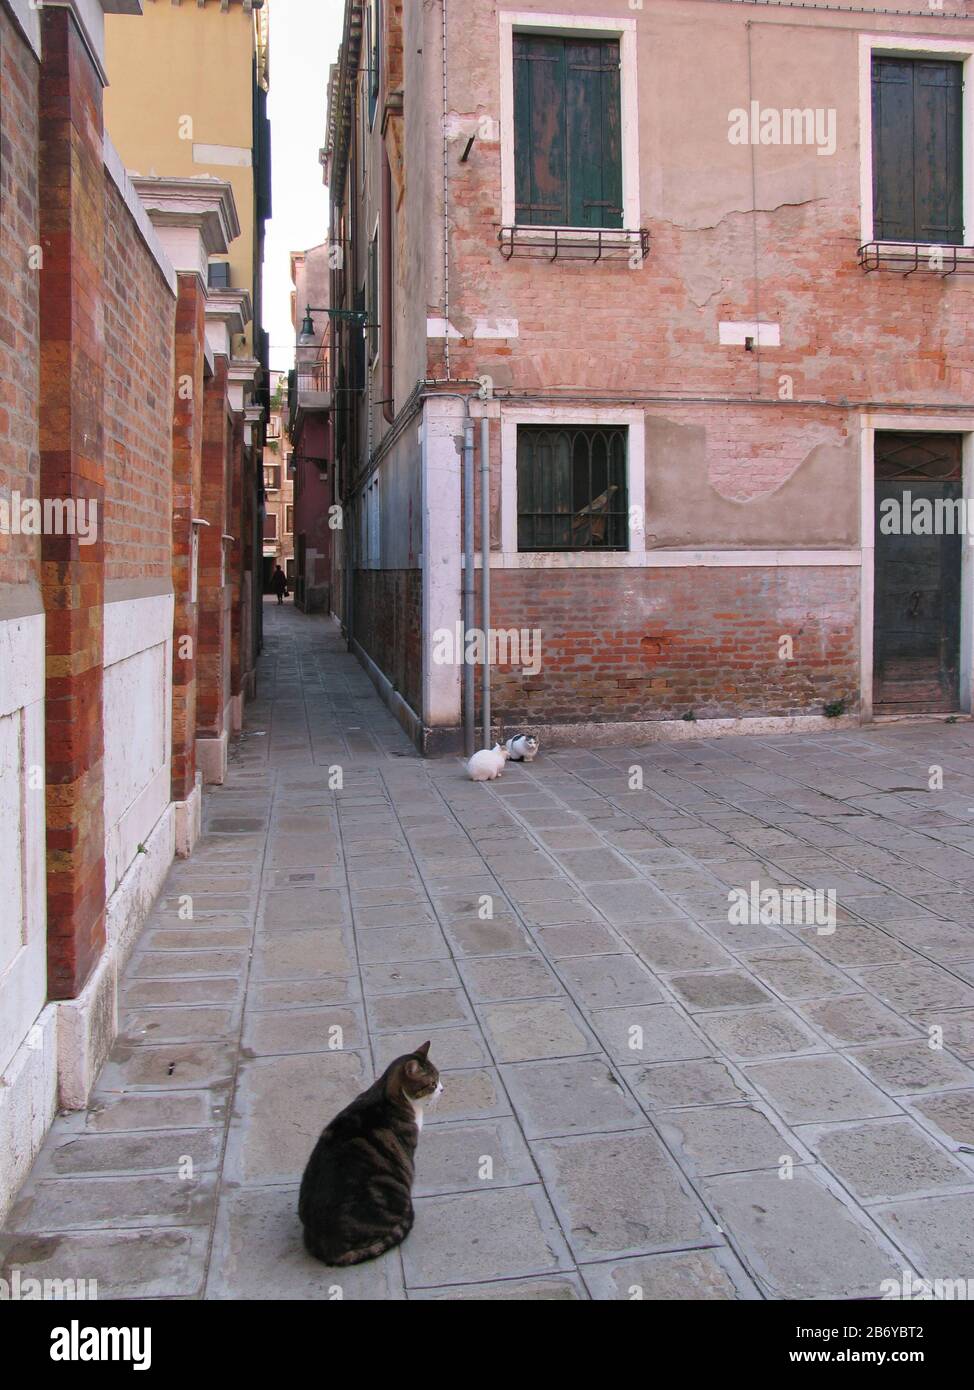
[415,1040,431,1059]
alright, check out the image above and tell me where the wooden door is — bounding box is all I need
[873,432,963,713]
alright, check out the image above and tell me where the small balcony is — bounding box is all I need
[288,356,332,438]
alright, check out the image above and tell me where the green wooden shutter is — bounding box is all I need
[514,34,568,226]
[514,34,622,229]
[872,56,963,244]
[915,60,963,244]
[566,40,623,229]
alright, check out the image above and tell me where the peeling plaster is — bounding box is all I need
[660,197,827,235]
[645,415,859,547]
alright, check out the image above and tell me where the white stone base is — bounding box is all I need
[174,773,203,858]
[56,952,118,1114]
[506,712,861,748]
[57,804,175,1112]
[351,637,423,747]
[0,1005,58,1224]
[197,729,229,785]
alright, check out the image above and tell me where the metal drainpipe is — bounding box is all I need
[462,418,475,757]
[441,0,451,380]
[480,414,491,748]
[381,145,395,426]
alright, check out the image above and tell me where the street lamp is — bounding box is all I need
[298,306,317,346]
[301,303,370,332]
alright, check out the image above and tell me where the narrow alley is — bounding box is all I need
[3,600,974,1300]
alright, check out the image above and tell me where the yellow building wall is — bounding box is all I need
[104,1,258,352]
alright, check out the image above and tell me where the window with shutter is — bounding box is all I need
[367,0,381,128]
[513,33,623,230]
[872,56,963,244]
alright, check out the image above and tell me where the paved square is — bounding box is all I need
[4,605,974,1299]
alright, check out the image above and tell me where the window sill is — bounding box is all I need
[858,241,974,275]
[498,225,648,263]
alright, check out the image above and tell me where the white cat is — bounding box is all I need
[467,744,510,781]
[505,734,539,763]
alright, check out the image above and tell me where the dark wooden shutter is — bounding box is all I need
[368,0,381,126]
[872,56,963,244]
[514,34,622,229]
[514,34,568,226]
[566,40,623,228]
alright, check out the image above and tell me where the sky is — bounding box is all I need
[263,0,345,379]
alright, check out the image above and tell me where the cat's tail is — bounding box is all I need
[304,1217,413,1267]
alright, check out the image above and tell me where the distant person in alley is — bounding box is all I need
[271,565,289,605]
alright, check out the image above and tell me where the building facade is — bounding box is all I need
[326,0,974,753]
[262,375,295,591]
[0,0,268,1221]
[287,243,335,614]
[105,0,272,723]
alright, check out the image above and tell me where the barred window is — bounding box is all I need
[517,424,628,551]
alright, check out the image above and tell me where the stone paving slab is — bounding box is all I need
[8,602,974,1299]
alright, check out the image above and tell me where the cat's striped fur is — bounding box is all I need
[298,1042,440,1266]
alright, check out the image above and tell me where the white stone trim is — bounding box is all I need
[103,588,174,667]
[499,10,640,232]
[500,404,645,556]
[479,548,863,570]
[352,635,423,746]
[421,398,463,728]
[0,608,44,720]
[0,610,47,1087]
[58,804,174,1113]
[132,175,239,293]
[858,33,974,248]
[197,731,229,786]
[0,1004,57,1224]
[193,143,252,168]
[514,710,860,749]
[102,591,173,901]
[132,174,240,248]
[719,321,780,348]
[427,317,461,339]
[859,421,875,721]
[174,773,203,859]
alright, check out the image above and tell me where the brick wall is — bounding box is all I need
[197,359,230,739]
[482,565,859,727]
[0,8,39,588]
[171,273,206,801]
[353,568,422,715]
[103,179,175,582]
[439,5,974,424]
[228,411,244,703]
[38,6,108,998]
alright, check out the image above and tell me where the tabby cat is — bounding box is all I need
[298,1041,441,1266]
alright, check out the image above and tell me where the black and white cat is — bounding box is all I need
[505,734,539,762]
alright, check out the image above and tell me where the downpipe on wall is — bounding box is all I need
[480,413,491,749]
[462,418,475,757]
